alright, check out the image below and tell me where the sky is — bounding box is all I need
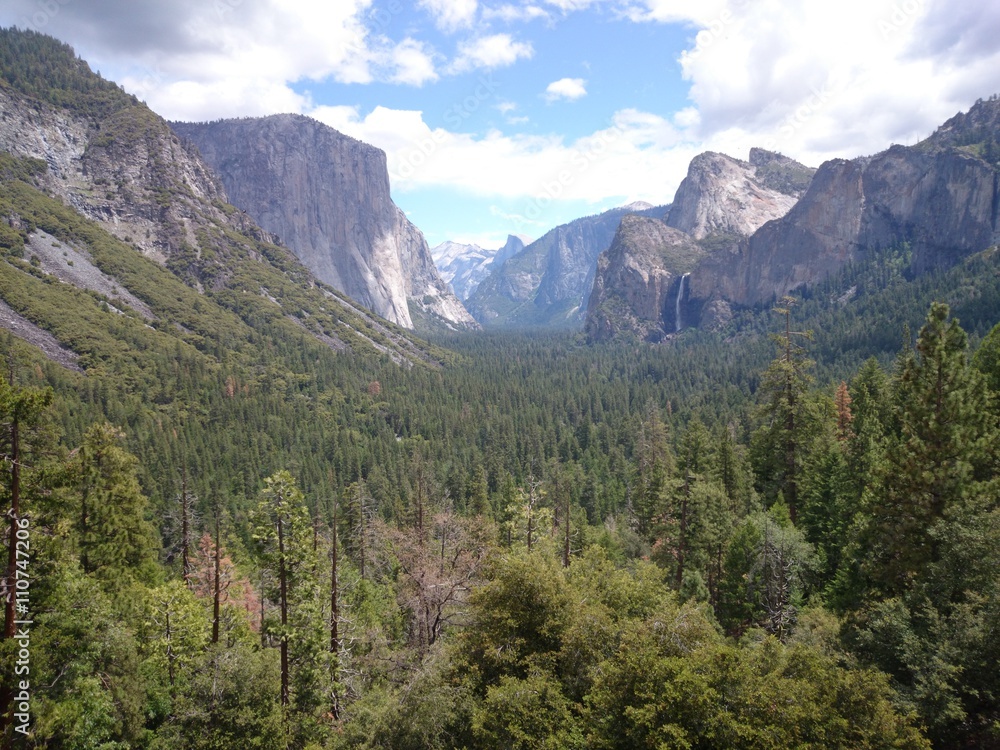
[1,0,999,249]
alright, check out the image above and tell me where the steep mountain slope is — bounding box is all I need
[585,215,705,341]
[0,29,446,369]
[172,115,478,333]
[587,98,1000,340]
[689,100,1000,312]
[585,149,813,340]
[467,202,668,328]
[432,234,527,301]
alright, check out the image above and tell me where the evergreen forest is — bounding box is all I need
[1,26,1000,750]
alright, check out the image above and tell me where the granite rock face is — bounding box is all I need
[468,202,668,328]
[690,157,865,306]
[665,149,812,240]
[692,114,999,308]
[587,98,1000,339]
[585,215,704,341]
[586,149,814,339]
[0,86,267,275]
[172,115,477,331]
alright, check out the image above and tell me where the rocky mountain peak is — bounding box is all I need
[467,203,668,328]
[172,115,477,332]
[665,150,814,240]
[622,200,655,212]
[918,94,1000,159]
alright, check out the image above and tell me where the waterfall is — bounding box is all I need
[675,273,689,332]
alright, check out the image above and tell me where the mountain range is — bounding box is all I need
[2,26,1000,361]
[585,100,1000,341]
[0,28,447,368]
[431,234,528,301]
[466,201,669,328]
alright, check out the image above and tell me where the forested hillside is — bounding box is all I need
[1,26,1000,750]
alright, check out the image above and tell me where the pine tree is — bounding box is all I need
[250,470,313,710]
[632,404,672,536]
[751,299,815,523]
[73,422,156,580]
[834,381,853,443]
[864,303,997,596]
[0,355,52,739]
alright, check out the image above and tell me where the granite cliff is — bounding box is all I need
[467,202,668,328]
[432,234,527,301]
[586,98,1000,340]
[172,115,477,332]
[690,100,1000,311]
[0,68,271,281]
[665,149,813,240]
[585,215,704,341]
[0,29,442,366]
[585,149,813,340]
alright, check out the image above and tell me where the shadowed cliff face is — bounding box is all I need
[690,157,865,306]
[172,115,478,331]
[586,98,1000,341]
[691,135,998,309]
[467,202,668,329]
[585,149,815,339]
[585,215,704,342]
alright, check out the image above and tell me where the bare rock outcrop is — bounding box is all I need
[468,202,668,328]
[172,115,477,331]
[585,215,704,341]
[666,149,813,239]
[432,234,527,302]
[0,86,267,275]
[691,117,999,308]
[587,98,1000,340]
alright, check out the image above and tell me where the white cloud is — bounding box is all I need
[450,33,534,72]
[483,4,551,22]
[634,0,1000,165]
[8,0,999,240]
[544,77,588,102]
[309,103,699,213]
[620,0,727,25]
[388,38,439,86]
[419,0,478,32]
[0,0,449,122]
[543,0,604,11]
[147,77,310,122]
[496,101,530,124]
